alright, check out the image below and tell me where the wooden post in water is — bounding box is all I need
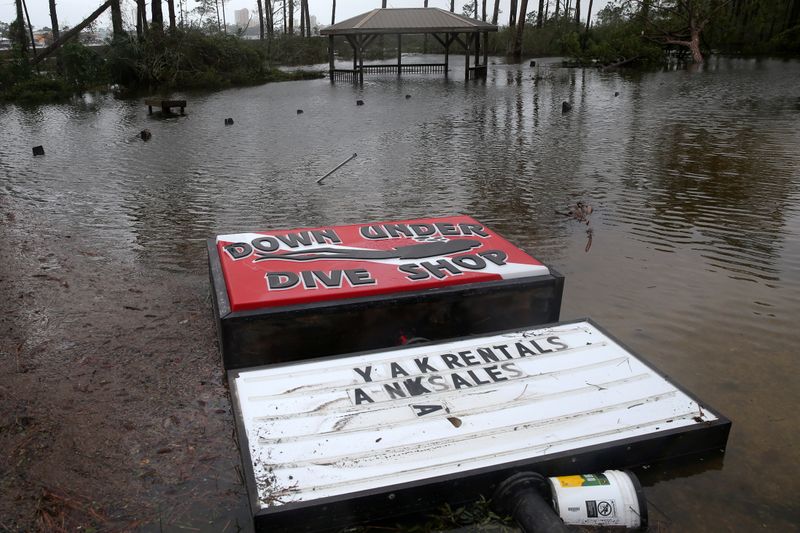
[464,33,472,81]
[474,29,480,69]
[483,31,488,78]
[358,35,364,85]
[443,34,449,77]
[328,35,335,82]
[397,34,402,77]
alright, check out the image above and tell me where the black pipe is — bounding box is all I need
[492,472,570,533]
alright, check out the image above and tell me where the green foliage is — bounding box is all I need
[0,60,73,103]
[61,41,107,88]
[769,25,800,55]
[8,19,27,48]
[106,29,268,89]
[342,496,515,532]
[2,29,323,103]
[409,496,515,532]
[579,7,663,65]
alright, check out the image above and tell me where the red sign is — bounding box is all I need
[216,216,549,312]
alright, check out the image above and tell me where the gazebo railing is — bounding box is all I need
[361,63,447,74]
[332,69,358,81]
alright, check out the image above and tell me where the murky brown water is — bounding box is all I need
[1,55,799,531]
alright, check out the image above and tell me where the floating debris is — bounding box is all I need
[224,118,234,126]
[556,201,594,252]
[562,101,573,113]
[32,146,45,156]
[317,153,358,184]
[356,100,364,106]
[139,130,152,141]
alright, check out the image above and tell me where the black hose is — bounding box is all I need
[492,472,570,533]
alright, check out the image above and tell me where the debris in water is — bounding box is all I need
[556,201,595,252]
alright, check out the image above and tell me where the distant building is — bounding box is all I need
[235,8,250,28]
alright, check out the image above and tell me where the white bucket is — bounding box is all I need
[547,470,647,529]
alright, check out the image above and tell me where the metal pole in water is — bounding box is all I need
[317,153,357,184]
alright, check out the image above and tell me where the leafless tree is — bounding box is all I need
[513,0,529,55]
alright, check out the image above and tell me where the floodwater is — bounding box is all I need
[1,55,799,531]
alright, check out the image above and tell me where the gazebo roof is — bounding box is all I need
[320,8,498,36]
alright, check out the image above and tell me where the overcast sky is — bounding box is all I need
[2,0,610,31]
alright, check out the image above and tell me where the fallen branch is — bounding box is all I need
[601,56,642,70]
[32,0,113,65]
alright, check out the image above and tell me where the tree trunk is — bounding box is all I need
[786,0,799,29]
[639,0,650,25]
[110,0,124,36]
[509,0,517,26]
[22,0,37,58]
[492,0,500,24]
[135,0,144,37]
[305,0,311,35]
[537,0,544,27]
[689,27,703,63]
[585,0,593,32]
[289,0,293,34]
[574,0,580,24]
[300,0,305,36]
[450,0,455,12]
[215,0,221,32]
[151,0,163,29]
[513,0,529,56]
[482,0,487,21]
[33,0,113,64]
[331,0,336,25]
[49,0,60,42]
[14,0,27,53]
[266,0,273,36]
[167,0,176,30]
[581,0,593,49]
[221,0,227,32]
[382,0,387,7]
[555,0,560,18]
[256,0,265,39]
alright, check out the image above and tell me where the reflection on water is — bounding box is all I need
[1,55,799,530]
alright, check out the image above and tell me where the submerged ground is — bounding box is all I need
[1,56,799,531]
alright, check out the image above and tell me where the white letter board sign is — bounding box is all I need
[229,320,730,532]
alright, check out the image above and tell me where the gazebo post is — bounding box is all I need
[346,35,357,82]
[397,34,402,77]
[328,35,335,82]
[444,33,450,77]
[483,31,489,78]
[358,35,364,85]
[464,33,472,81]
[474,30,480,69]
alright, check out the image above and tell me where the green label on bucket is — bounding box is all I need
[557,474,610,488]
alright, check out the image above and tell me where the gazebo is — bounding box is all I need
[320,8,498,83]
